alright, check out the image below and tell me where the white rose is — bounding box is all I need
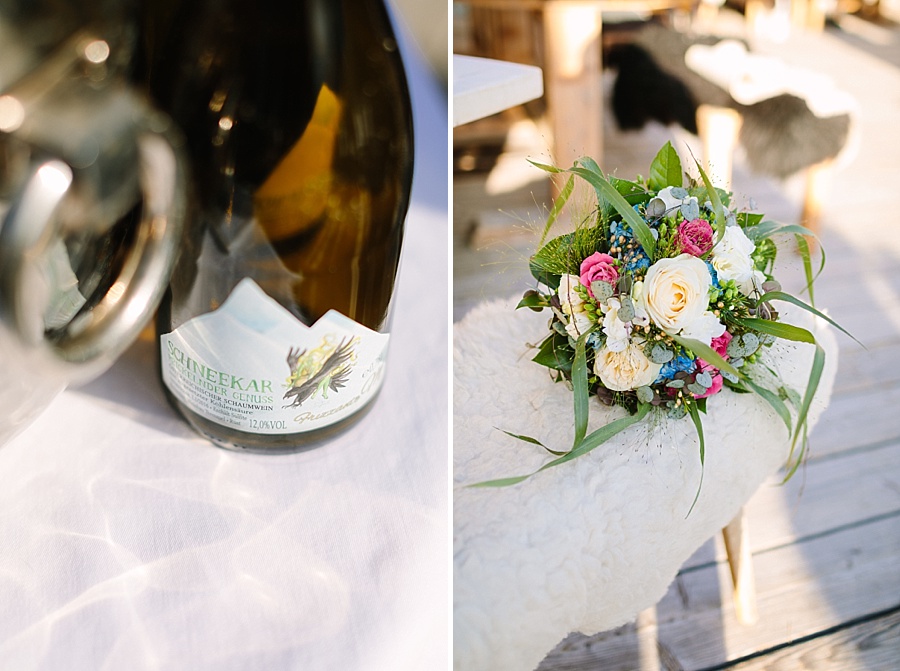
[680,310,726,343]
[594,342,662,392]
[629,281,650,327]
[641,254,722,344]
[711,225,764,294]
[558,274,594,338]
[602,298,630,352]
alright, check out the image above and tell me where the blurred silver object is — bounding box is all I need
[0,6,186,446]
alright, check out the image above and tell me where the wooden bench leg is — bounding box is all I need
[801,159,833,238]
[722,508,759,625]
[696,104,743,190]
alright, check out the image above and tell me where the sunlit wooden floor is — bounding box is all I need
[453,8,900,669]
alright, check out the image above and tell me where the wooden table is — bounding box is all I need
[455,0,696,173]
[453,54,544,127]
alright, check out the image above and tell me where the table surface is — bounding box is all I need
[0,20,449,671]
[454,0,694,12]
[453,54,543,127]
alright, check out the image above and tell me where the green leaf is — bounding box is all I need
[736,318,817,344]
[498,429,567,456]
[735,212,764,229]
[531,226,608,279]
[742,378,793,434]
[569,166,657,260]
[611,177,650,204]
[786,342,825,476]
[532,332,573,373]
[529,262,560,290]
[756,290,863,348]
[551,403,652,467]
[527,159,566,174]
[670,334,742,379]
[538,174,575,248]
[795,233,816,308]
[686,401,705,517]
[516,292,548,310]
[744,221,817,241]
[468,404,652,488]
[573,334,590,447]
[648,141,683,191]
[694,159,726,242]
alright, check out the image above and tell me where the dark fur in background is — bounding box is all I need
[607,43,699,135]
[608,25,851,178]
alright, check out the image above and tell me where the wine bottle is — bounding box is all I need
[138,0,414,452]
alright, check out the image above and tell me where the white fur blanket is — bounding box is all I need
[453,297,838,671]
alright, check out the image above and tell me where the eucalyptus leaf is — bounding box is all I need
[695,371,713,388]
[727,338,746,358]
[688,383,707,396]
[646,198,666,218]
[666,379,685,389]
[668,404,687,419]
[741,332,760,354]
[592,280,614,302]
[636,386,654,404]
[680,199,700,221]
[650,344,674,364]
[617,296,635,322]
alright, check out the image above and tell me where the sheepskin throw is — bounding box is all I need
[453,297,838,670]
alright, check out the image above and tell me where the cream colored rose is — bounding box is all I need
[641,254,722,342]
[594,342,662,392]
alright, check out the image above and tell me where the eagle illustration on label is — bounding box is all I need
[283,335,359,408]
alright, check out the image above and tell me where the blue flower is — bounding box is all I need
[655,354,696,383]
[706,261,720,288]
[609,220,650,274]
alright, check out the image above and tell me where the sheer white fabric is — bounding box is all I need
[0,16,448,671]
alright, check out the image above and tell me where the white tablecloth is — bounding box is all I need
[0,16,448,671]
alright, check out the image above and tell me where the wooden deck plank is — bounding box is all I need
[653,515,900,668]
[680,439,900,570]
[725,607,900,670]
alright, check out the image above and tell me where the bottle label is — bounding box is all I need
[160,278,389,434]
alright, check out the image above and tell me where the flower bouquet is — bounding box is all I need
[476,142,852,506]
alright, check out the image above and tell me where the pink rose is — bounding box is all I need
[693,331,731,399]
[676,218,714,256]
[579,252,619,297]
[710,331,733,358]
[693,359,724,399]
